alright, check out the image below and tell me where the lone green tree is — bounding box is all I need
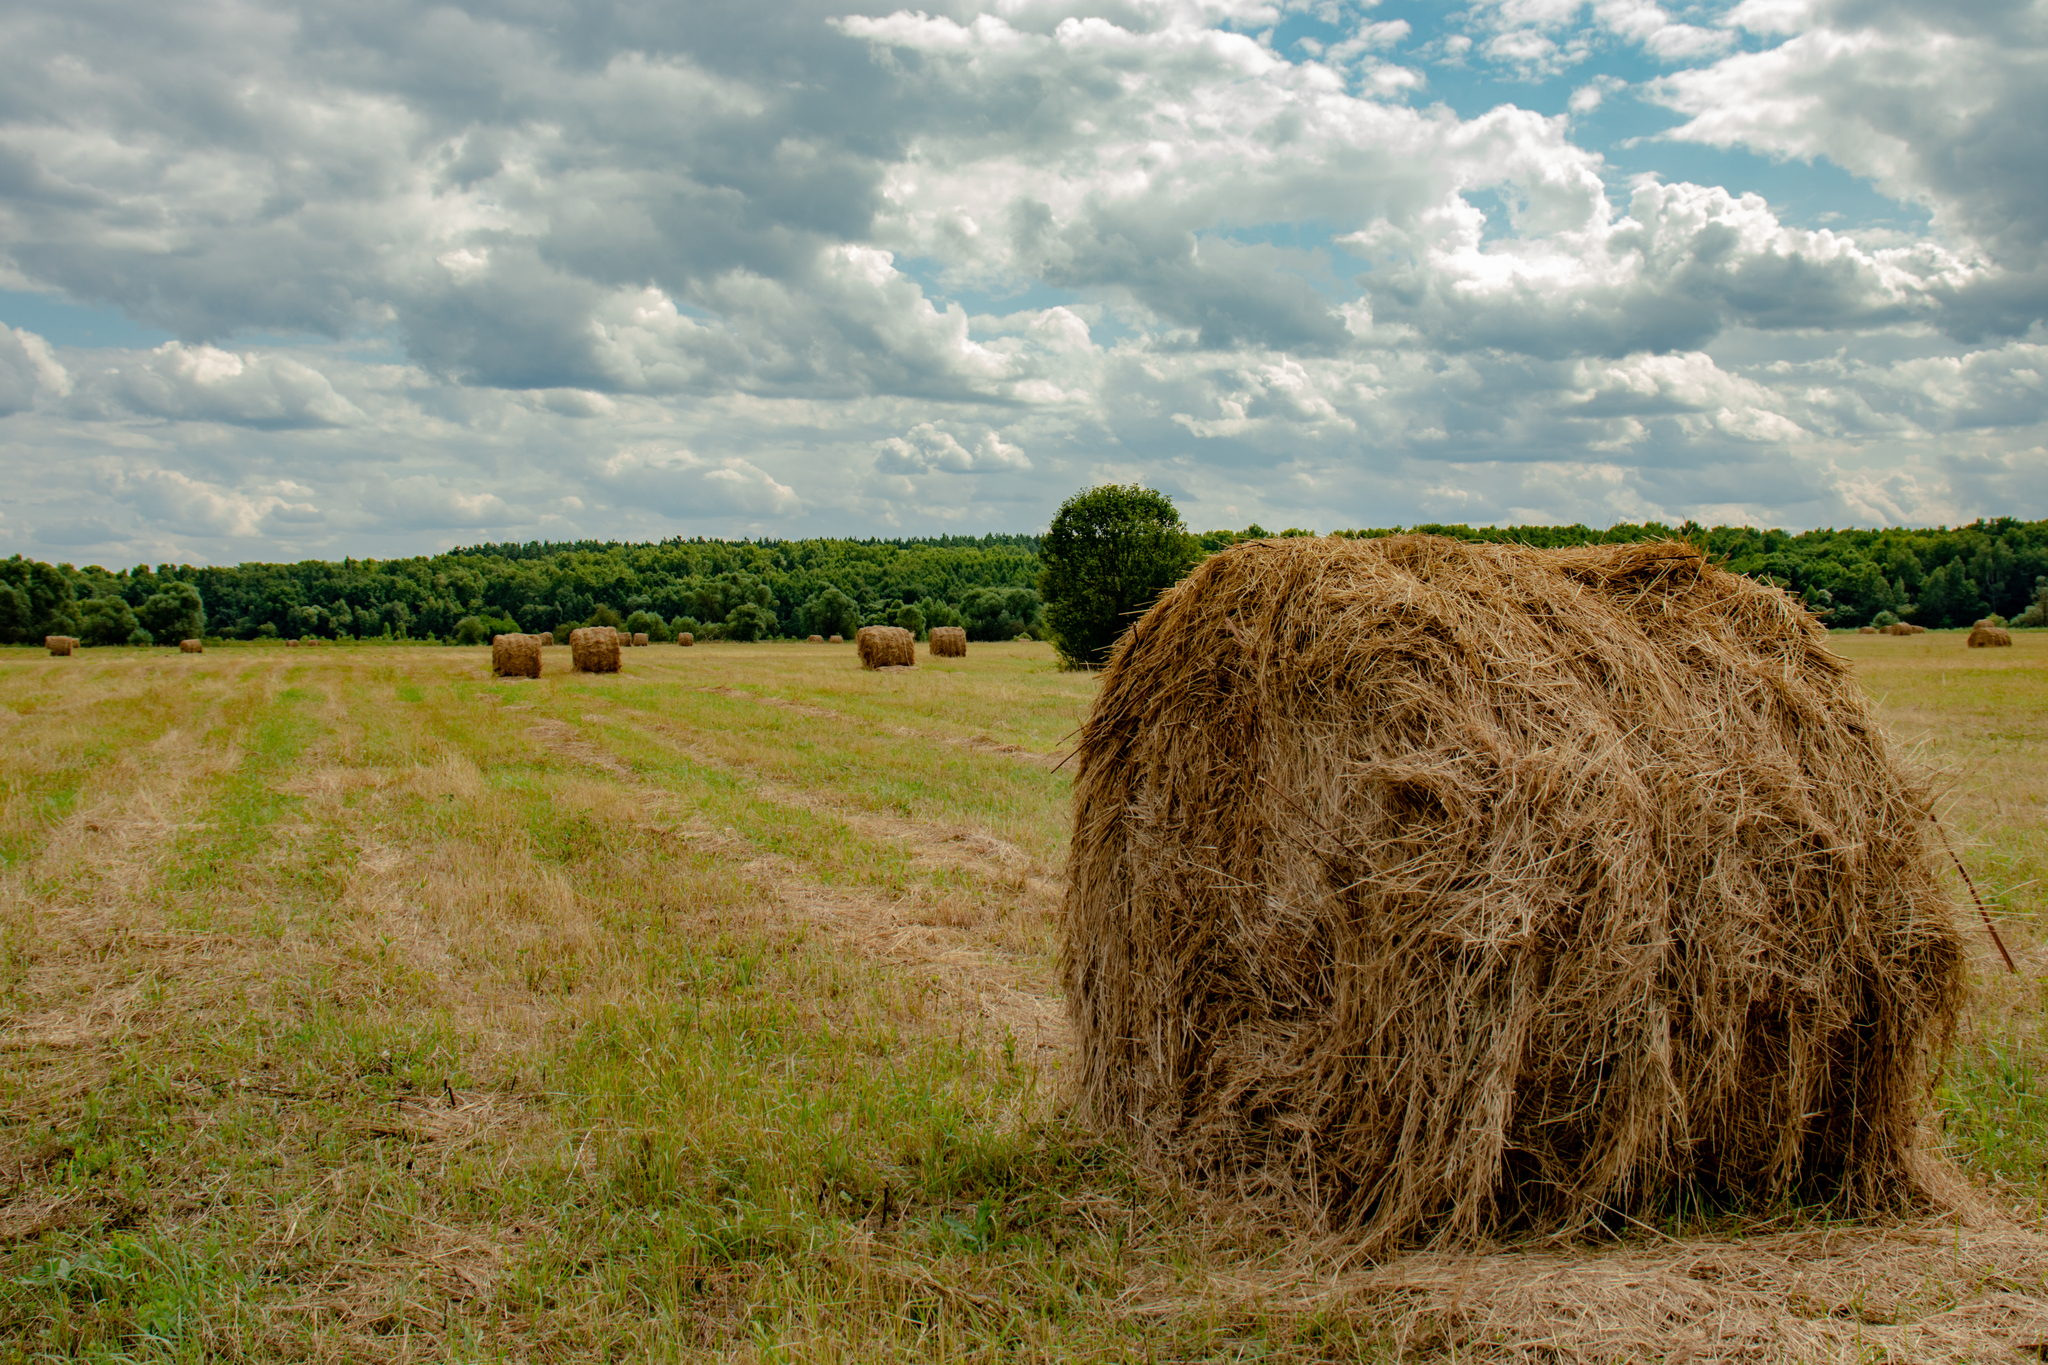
[1038,484,1200,667]
[138,581,206,642]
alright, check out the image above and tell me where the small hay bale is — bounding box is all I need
[540,632,554,646]
[829,634,843,644]
[570,626,621,673]
[493,632,543,677]
[1065,534,1965,1251]
[929,625,967,657]
[180,638,203,653]
[678,632,694,647]
[1882,623,1912,635]
[632,632,648,647]
[45,635,75,656]
[808,634,824,643]
[856,625,915,669]
[1857,625,1878,634]
[1967,624,2013,648]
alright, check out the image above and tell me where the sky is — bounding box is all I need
[1,0,2045,565]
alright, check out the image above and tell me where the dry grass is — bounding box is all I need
[0,634,2043,1361]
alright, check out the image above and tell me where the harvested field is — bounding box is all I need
[0,633,2043,1362]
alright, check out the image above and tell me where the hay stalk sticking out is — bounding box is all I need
[1967,624,2013,648]
[1063,534,1964,1251]
[180,639,203,653]
[492,633,543,678]
[856,625,915,669]
[928,625,967,657]
[569,626,621,673]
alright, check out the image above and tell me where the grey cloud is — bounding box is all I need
[0,323,68,414]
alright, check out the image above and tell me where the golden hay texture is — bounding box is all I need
[929,625,968,657]
[569,626,621,673]
[1858,625,1878,634]
[492,633,543,678]
[1883,622,1929,635]
[808,634,824,643]
[1968,625,2014,647]
[1064,534,1965,1252]
[829,634,843,644]
[856,624,915,669]
[540,631,554,646]
[677,632,693,647]
[179,638,203,653]
[44,635,74,656]
[632,632,648,646]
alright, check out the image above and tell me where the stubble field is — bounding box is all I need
[1,631,2045,1362]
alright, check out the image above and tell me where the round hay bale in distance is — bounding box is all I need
[540,632,554,646]
[1967,625,2013,648]
[677,632,694,647]
[808,634,824,643]
[928,625,967,657]
[1064,534,1964,1251]
[632,632,648,647]
[856,625,915,669]
[180,638,204,653]
[45,635,75,656]
[492,632,544,677]
[1857,625,1878,634]
[829,634,843,644]
[569,626,621,673]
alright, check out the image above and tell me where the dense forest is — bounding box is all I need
[4,519,2046,647]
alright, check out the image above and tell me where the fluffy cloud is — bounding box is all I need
[0,0,2042,564]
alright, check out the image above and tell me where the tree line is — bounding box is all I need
[4,516,2045,650]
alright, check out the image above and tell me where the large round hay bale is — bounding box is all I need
[677,632,694,647]
[492,632,543,677]
[856,625,915,669]
[569,626,621,673]
[180,638,203,653]
[928,625,967,657]
[45,635,74,656]
[631,632,648,647]
[1065,535,1964,1250]
[1967,625,2013,648]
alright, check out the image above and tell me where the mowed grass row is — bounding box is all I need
[0,634,2043,1362]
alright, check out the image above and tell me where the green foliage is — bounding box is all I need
[1873,609,1900,628]
[0,555,79,643]
[959,585,1042,641]
[624,608,672,642]
[1038,485,1200,667]
[454,616,488,645]
[2018,579,2048,628]
[137,580,205,642]
[890,602,926,639]
[77,595,146,647]
[588,603,626,629]
[799,586,862,639]
[724,601,776,642]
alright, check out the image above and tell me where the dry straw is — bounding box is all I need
[45,635,75,656]
[632,632,648,646]
[1857,625,1878,634]
[808,634,824,643]
[540,632,554,646]
[1967,624,2013,648]
[678,632,694,647]
[829,634,843,644]
[929,625,967,657]
[569,626,621,673]
[1064,534,1965,1252]
[492,632,543,678]
[856,625,915,669]
[180,639,203,653]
